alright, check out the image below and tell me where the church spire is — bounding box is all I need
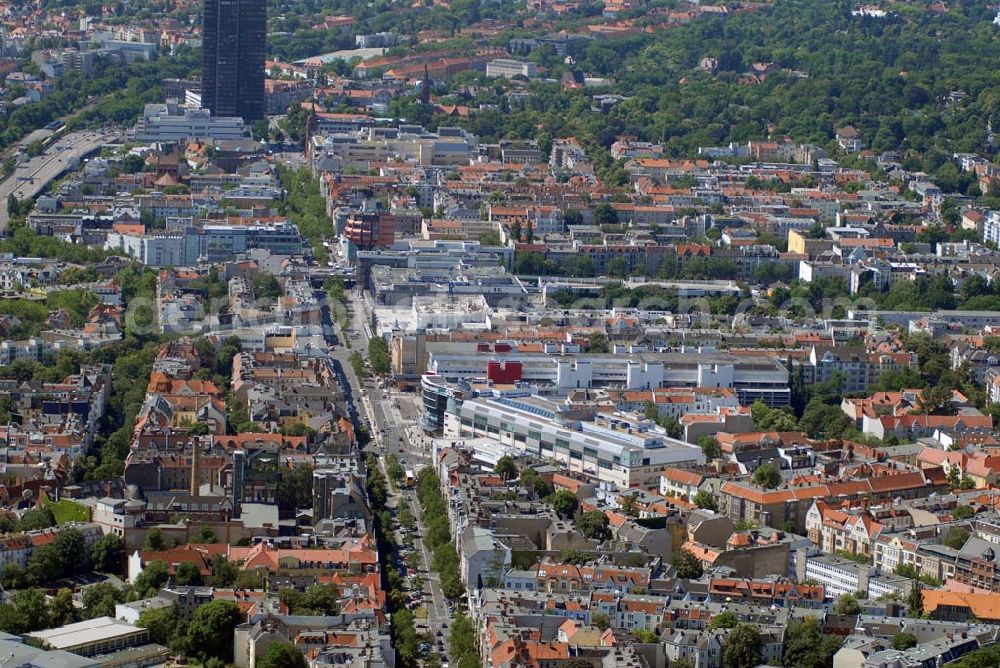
[420,63,431,105]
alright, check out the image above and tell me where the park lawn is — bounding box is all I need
[45,499,91,524]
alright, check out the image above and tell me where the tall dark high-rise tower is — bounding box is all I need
[201,0,266,121]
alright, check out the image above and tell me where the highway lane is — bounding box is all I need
[0,131,113,233]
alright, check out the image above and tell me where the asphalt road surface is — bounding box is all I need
[0,131,112,233]
[322,283,453,661]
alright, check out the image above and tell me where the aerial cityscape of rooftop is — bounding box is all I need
[2,0,1000,667]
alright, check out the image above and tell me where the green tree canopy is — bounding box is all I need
[952,505,975,520]
[495,455,517,481]
[586,332,610,353]
[48,589,77,627]
[751,401,798,432]
[593,203,619,227]
[944,527,970,550]
[175,561,203,586]
[782,616,843,668]
[697,436,721,460]
[708,610,738,629]
[82,582,126,619]
[19,507,55,531]
[549,489,579,518]
[752,461,782,489]
[137,604,179,646]
[368,337,391,376]
[834,593,861,616]
[10,590,48,632]
[723,624,762,668]
[578,510,611,541]
[258,641,308,668]
[907,580,923,618]
[134,560,170,598]
[672,548,703,579]
[185,600,243,663]
[692,490,717,511]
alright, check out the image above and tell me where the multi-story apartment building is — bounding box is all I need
[720,469,949,533]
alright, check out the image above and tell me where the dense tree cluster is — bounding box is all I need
[252,273,283,301]
[0,527,103,589]
[277,466,315,516]
[723,624,763,668]
[577,510,611,541]
[365,455,423,668]
[279,583,341,615]
[445,2,1000,191]
[509,469,549,505]
[258,642,309,668]
[416,469,466,600]
[0,289,99,342]
[946,643,1000,667]
[368,337,391,375]
[0,228,113,265]
[0,49,197,148]
[277,166,335,263]
[672,548,703,579]
[782,617,843,668]
[449,613,482,668]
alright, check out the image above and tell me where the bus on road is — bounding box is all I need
[403,470,415,487]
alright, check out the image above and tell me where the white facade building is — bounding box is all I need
[485,59,538,79]
[426,349,790,406]
[132,103,246,142]
[984,211,1000,246]
[803,554,873,598]
[444,394,705,489]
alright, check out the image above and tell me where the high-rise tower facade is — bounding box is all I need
[201,0,266,121]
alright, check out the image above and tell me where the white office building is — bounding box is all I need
[444,394,704,489]
[485,59,538,79]
[426,348,791,406]
[803,554,873,599]
[984,211,1000,246]
[105,231,186,266]
[132,103,247,142]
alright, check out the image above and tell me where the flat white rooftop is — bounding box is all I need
[26,616,143,650]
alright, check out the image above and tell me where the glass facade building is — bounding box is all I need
[202,0,266,121]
